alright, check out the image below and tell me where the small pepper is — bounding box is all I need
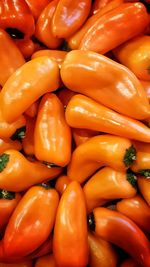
[14,38,35,59]
[35,254,58,267]
[138,177,150,205]
[72,128,99,147]
[0,138,22,154]
[32,50,67,68]
[131,151,150,176]
[55,175,71,195]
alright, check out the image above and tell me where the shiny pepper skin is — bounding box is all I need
[61,50,150,120]
[0,56,60,123]
[25,0,52,20]
[138,177,150,205]
[4,185,59,257]
[55,175,71,195]
[32,50,67,68]
[34,93,71,167]
[67,134,136,183]
[14,38,35,59]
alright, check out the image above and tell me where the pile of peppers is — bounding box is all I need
[0,0,150,266]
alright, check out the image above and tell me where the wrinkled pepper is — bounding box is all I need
[67,134,136,183]
[88,232,118,267]
[0,0,35,39]
[0,56,60,123]
[0,138,22,154]
[72,128,99,147]
[22,116,35,156]
[35,254,58,267]
[0,29,25,87]
[131,151,150,176]
[53,181,89,267]
[88,207,150,267]
[14,38,35,59]
[52,0,92,38]
[32,50,67,68]
[116,195,150,234]
[34,93,71,167]
[4,184,59,257]
[55,175,71,195]
[114,35,150,81]
[83,167,137,213]
[0,261,33,267]
[80,3,149,53]
[35,0,62,49]
[61,50,150,120]
[25,101,39,118]
[138,177,150,205]
[65,94,150,142]
[0,150,62,191]
[25,0,51,20]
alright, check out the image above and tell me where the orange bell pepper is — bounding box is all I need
[66,94,150,142]
[120,258,140,267]
[25,0,52,20]
[35,254,58,267]
[72,128,99,146]
[29,236,53,259]
[140,80,150,101]
[32,50,67,68]
[14,38,35,59]
[53,181,89,267]
[0,190,21,231]
[0,29,25,87]
[88,232,118,267]
[55,175,71,195]
[35,0,62,49]
[4,184,59,257]
[0,150,62,191]
[116,195,150,234]
[52,0,91,38]
[114,35,150,81]
[22,116,35,155]
[25,101,39,118]
[68,0,123,49]
[80,3,149,53]
[83,167,137,213]
[61,50,150,120]
[35,93,71,167]
[88,208,150,267]
[67,134,136,183]
[0,261,33,267]
[0,138,22,154]
[138,177,150,205]
[0,56,60,123]
[131,151,150,176]
[0,0,35,39]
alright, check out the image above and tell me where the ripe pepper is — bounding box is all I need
[138,177,150,205]
[0,29,25,87]
[68,0,123,50]
[25,0,51,20]
[0,56,60,123]
[53,181,89,267]
[0,0,35,39]
[65,94,150,142]
[0,190,21,231]
[35,254,58,267]
[83,167,137,213]
[32,50,67,68]
[4,184,59,257]
[29,236,53,259]
[141,80,150,101]
[34,93,71,167]
[14,38,35,59]
[116,195,150,234]
[57,87,76,109]
[0,150,62,191]
[22,116,35,155]
[61,50,150,120]
[35,0,62,49]
[120,258,140,267]
[133,140,150,153]
[25,101,39,118]
[55,175,71,195]
[88,208,150,267]
[79,3,149,54]
[67,134,136,183]
[0,138,22,154]
[0,261,33,267]
[72,128,99,147]
[91,0,114,14]
[131,151,150,176]
[52,0,92,38]
[88,232,118,267]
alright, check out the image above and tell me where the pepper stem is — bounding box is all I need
[88,212,95,232]
[11,126,26,141]
[123,145,136,167]
[126,169,137,187]
[0,189,15,200]
[0,153,9,172]
[138,170,150,178]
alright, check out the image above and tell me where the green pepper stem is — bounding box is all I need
[123,145,136,167]
[0,153,9,172]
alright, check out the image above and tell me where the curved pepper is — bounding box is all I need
[88,208,150,267]
[22,116,35,156]
[116,195,150,234]
[0,190,21,231]
[14,38,35,59]
[0,150,62,191]
[25,101,39,118]
[65,94,150,142]
[0,261,33,267]
[25,0,51,20]
[131,151,150,175]
[29,236,53,259]
[80,3,149,53]
[138,177,150,205]
[83,167,137,213]
[0,0,35,39]
[72,128,99,147]
[61,50,150,120]
[4,184,59,257]
[67,134,136,183]
[53,181,89,267]
[120,258,140,267]
[0,56,60,123]
[34,93,71,167]
[35,254,58,267]
[35,0,62,49]
[88,232,118,267]
[32,50,67,68]
[114,36,150,81]
[55,175,71,195]
[52,0,91,38]
[0,29,25,87]
[0,138,22,154]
